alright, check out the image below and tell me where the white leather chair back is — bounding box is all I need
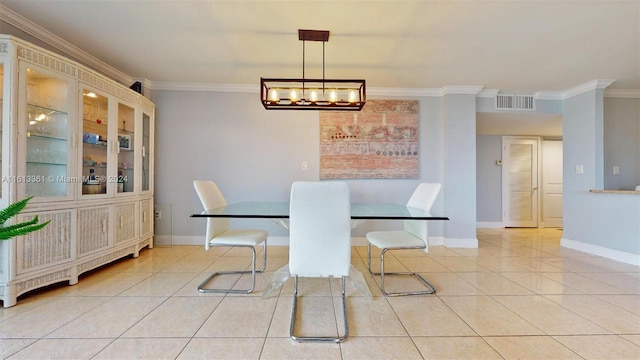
[289,181,351,278]
[404,183,442,246]
[193,180,230,250]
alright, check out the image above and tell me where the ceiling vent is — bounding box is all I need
[495,94,535,110]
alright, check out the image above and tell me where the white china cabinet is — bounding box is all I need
[0,35,155,307]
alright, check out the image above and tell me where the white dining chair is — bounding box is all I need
[193,180,268,294]
[288,181,351,343]
[366,182,441,296]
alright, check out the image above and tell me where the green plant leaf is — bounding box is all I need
[0,196,34,226]
[0,220,51,240]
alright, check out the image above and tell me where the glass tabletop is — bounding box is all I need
[191,201,448,220]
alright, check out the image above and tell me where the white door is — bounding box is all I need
[503,137,539,227]
[542,140,563,227]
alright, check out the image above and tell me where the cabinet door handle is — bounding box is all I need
[71,132,77,148]
[102,219,108,233]
[60,225,66,243]
[142,211,146,223]
[119,216,123,229]
[142,145,146,158]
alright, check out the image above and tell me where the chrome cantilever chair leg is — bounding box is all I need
[289,275,349,343]
[198,241,267,294]
[367,242,436,296]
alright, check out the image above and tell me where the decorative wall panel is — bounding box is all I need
[320,100,419,179]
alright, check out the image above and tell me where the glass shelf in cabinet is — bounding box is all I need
[27,133,67,142]
[26,103,68,116]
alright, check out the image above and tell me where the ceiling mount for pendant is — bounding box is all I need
[260,29,366,111]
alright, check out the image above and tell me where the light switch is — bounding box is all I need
[613,166,620,175]
[575,165,584,174]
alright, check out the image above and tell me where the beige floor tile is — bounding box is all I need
[504,257,564,272]
[266,296,294,338]
[3,228,638,360]
[422,272,485,295]
[93,338,190,359]
[340,336,423,360]
[260,337,342,360]
[542,272,634,294]
[344,297,407,336]
[0,296,108,338]
[440,295,543,336]
[475,256,532,272]
[7,338,112,359]
[124,296,222,337]
[595,294,640,315]
[196,296,278,337]
[484,336,583,359]
[545,294,640,333]
[431,256,492,272]
[581,272,640,294]
[458,272,533,295]
[49,270,153,297]
[177,337,264,359]
[0,339,36,359]
[412,336,503,359]
[621,334,640,346]
[494,295,610,335]
[387,296,477,336]
[553,335,640,359]
[398,256,451,272]
[118,272,199,296]
[47,296,165,338]
[501,272,584,295]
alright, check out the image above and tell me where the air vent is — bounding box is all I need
[495,94,535,110]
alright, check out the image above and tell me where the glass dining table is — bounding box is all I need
[190,201,448,299]
[190,201,448,221]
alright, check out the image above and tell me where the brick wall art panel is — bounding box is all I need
[320,99,419,179]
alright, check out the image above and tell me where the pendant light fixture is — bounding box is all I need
[260,29,366,111]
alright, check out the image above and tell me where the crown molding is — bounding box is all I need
[366,87,443,97]
[440,86,484,96]
[604,89,640,98]
[563,79,616,99]
[149,82,258,93]
[477,89,499,98]
[534,91,565,100]
[0,4,133,86]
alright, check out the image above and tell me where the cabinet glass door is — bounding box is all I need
[25,67,70,198]
[117,103,134,193]
[81,89,109,195]
[141,113,150,192]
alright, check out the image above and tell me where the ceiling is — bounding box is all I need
[1,0,638,94]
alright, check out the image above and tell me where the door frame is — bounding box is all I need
[502,136,542,227]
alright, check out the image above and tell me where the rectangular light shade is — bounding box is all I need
[260,78,366,111]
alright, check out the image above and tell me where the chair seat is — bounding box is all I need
[366,230,425,249]
[210,229,267,247]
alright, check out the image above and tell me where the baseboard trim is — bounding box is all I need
[561,237,640,266]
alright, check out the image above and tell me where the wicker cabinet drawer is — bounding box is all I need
[115,202,137,244]
[77,206,111,257]
[16,209,75,275]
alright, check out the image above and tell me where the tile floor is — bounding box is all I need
[1,228,639,359]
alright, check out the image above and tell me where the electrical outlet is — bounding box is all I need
[154,211,161,220]
[575,165,584,174]
[613,166,620,175]
[301,161,308,171]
